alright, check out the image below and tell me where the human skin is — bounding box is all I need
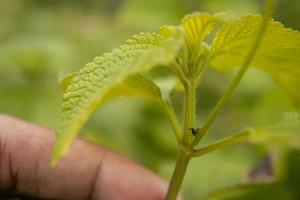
[0,115,182,200]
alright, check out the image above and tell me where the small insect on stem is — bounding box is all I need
[189,128,201,136]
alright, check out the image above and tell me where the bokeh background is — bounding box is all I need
[1,0,300,199]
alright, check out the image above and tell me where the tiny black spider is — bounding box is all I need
[189,128,201,136]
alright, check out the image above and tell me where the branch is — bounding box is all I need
[191,131,251,157]
[160,100,182,143]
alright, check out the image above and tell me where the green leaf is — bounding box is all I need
[177,11,237,83]
[181,12,216,47]
[209,15,300,108]
[181,11,238,47]
[51,26,183,166]
[207,182,292,200]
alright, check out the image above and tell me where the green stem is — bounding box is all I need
[191,131,250,157]
[192,0,275,146]
[161,100,182,143]
[165,76,196,200]
[165,151,191,200]
[183,81,196,144]
[171,61,189,85]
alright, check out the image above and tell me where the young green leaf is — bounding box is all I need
[51,26,183,166]
[178,12,236,83]
[182,12,216,47]
[209,15,300,108]
[177,12,218,83]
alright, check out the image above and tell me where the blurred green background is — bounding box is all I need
[1,0,300,199]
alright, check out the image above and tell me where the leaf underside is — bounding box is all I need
[51,27,183,165]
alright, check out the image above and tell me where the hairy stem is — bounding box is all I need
[183,81,196,144]
[165,80,196,200]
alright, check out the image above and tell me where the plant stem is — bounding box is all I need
[165,151,191,200]
[183,81,196,144]
[192,0,275,146]
[191,130,250,157]
[161,100,182,143]
[166,78,196,200]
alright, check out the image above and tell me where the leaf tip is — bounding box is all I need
[50,139,69,168]
[50,157,58,168]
